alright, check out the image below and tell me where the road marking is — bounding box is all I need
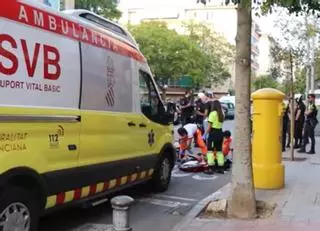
[152,194,197,202]
[192,175,217,180]
[171,168,191,177]
[138,197,190,208]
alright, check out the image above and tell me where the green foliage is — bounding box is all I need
[75,0,122,20]
[183,21,233,85]
[294,68,307,94]
[315,51,320,81]
[198,0,320,15]
[260,0,320,16]
[253,75,279,90]
[129,21,229,87]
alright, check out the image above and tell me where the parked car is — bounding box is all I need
[221,103,229,119]
[220,101,235,119]
[219,96,235,105]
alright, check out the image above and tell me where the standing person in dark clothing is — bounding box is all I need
[298,94,318,154]
[166,98,176,124]
[180,90,194,125]
[286,101,292,148]
[294,97,306,149]
[195,93,208,133]
[282,101,290,152]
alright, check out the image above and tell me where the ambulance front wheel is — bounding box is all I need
[0,186,40,231]
[150,155,173,192]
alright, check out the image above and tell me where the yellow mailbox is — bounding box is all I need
[251,88,285,189]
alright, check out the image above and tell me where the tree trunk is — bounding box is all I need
[289,51,295,161]
[227,1,257,219]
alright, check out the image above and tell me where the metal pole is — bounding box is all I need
[289,50,295,161]
[111,195,134,231]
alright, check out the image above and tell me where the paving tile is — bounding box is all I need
[308,222,320,231]
[180,138,320,231]
[218,220,256,231]
[200,222,223,231]
[188,219,206,228]
[255,218,276,227]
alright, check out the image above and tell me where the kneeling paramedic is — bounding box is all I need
[177,123,207,160]
[203,100,225,174]
[222,130,233,171]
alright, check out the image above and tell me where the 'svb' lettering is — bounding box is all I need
[0,34,61,80]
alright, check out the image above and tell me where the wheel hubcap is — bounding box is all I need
[0,203,30,231]
[160,158,170,184]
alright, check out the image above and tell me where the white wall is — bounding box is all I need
[63,0,75,10]
[257,34,272,76]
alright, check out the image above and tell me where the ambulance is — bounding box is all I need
[0,1,175,230]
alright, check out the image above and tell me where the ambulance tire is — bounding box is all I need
[150,155,173,192]
[0,186,40,231]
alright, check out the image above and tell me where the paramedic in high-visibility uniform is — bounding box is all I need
[177,123,207,160]
[204,100,225,174]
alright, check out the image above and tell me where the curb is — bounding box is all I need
[170,183,231,231]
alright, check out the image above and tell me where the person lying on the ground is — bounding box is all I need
[177,123,207,161]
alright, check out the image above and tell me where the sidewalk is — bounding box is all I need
[172,138,320,231]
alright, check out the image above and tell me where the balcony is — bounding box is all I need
[251,45,259,56]
[160,75,194,88]
[251,61,259,71]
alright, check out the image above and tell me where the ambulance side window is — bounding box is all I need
[139,71,164,123]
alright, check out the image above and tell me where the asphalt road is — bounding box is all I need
[39,120,234,231]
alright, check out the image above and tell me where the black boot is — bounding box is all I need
[294,140,300,149]
[298,147,306,153]
[307,145,315,155]
[204,166,214,175]
[216,166,224,174]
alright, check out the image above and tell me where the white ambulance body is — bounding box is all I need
[0,1,175,230]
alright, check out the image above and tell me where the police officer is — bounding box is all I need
[282,101,290,152]
[180,90,194,125]
[298,94,318,154]
[294,97,306,149]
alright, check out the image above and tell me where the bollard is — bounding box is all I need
[111,195,134,231]
[251,88,285,189]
